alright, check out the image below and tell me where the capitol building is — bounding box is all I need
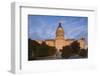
[35,23,85,52]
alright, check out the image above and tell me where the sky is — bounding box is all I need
[28,15,88,42]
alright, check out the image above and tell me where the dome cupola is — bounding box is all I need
[56,23,64,39]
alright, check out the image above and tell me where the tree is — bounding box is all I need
[79,49,88,58]
[61,46,73,59]
[28,39,57,60]
[70,41,80,54]
[38,42,56,57]
[36,41,49,57]
[48,47,56,56]
[28,39,39,60]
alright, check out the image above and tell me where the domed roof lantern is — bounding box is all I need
[58,22,62,28]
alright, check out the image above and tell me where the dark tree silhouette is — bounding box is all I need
[79,49,88,58]
[61,41,82,59]
[48,47,56,56]
[28,39,57,60]
[36,41,50,57]
[61,46,73,59]
[28,39,88,60]
[28,39,39,60]
[70,40,80,54]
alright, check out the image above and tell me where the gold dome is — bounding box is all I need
[56,23,64,38]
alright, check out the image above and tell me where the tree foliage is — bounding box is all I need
[28,39,88,60]
[28,39,57,60]
[61,40,88,59]
[61,46,73,58]
[70,40,80,54]
[79,49,88,58]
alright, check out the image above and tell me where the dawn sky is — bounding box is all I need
[28,15,88,42]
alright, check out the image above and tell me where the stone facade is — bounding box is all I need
[35,23,85,50]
